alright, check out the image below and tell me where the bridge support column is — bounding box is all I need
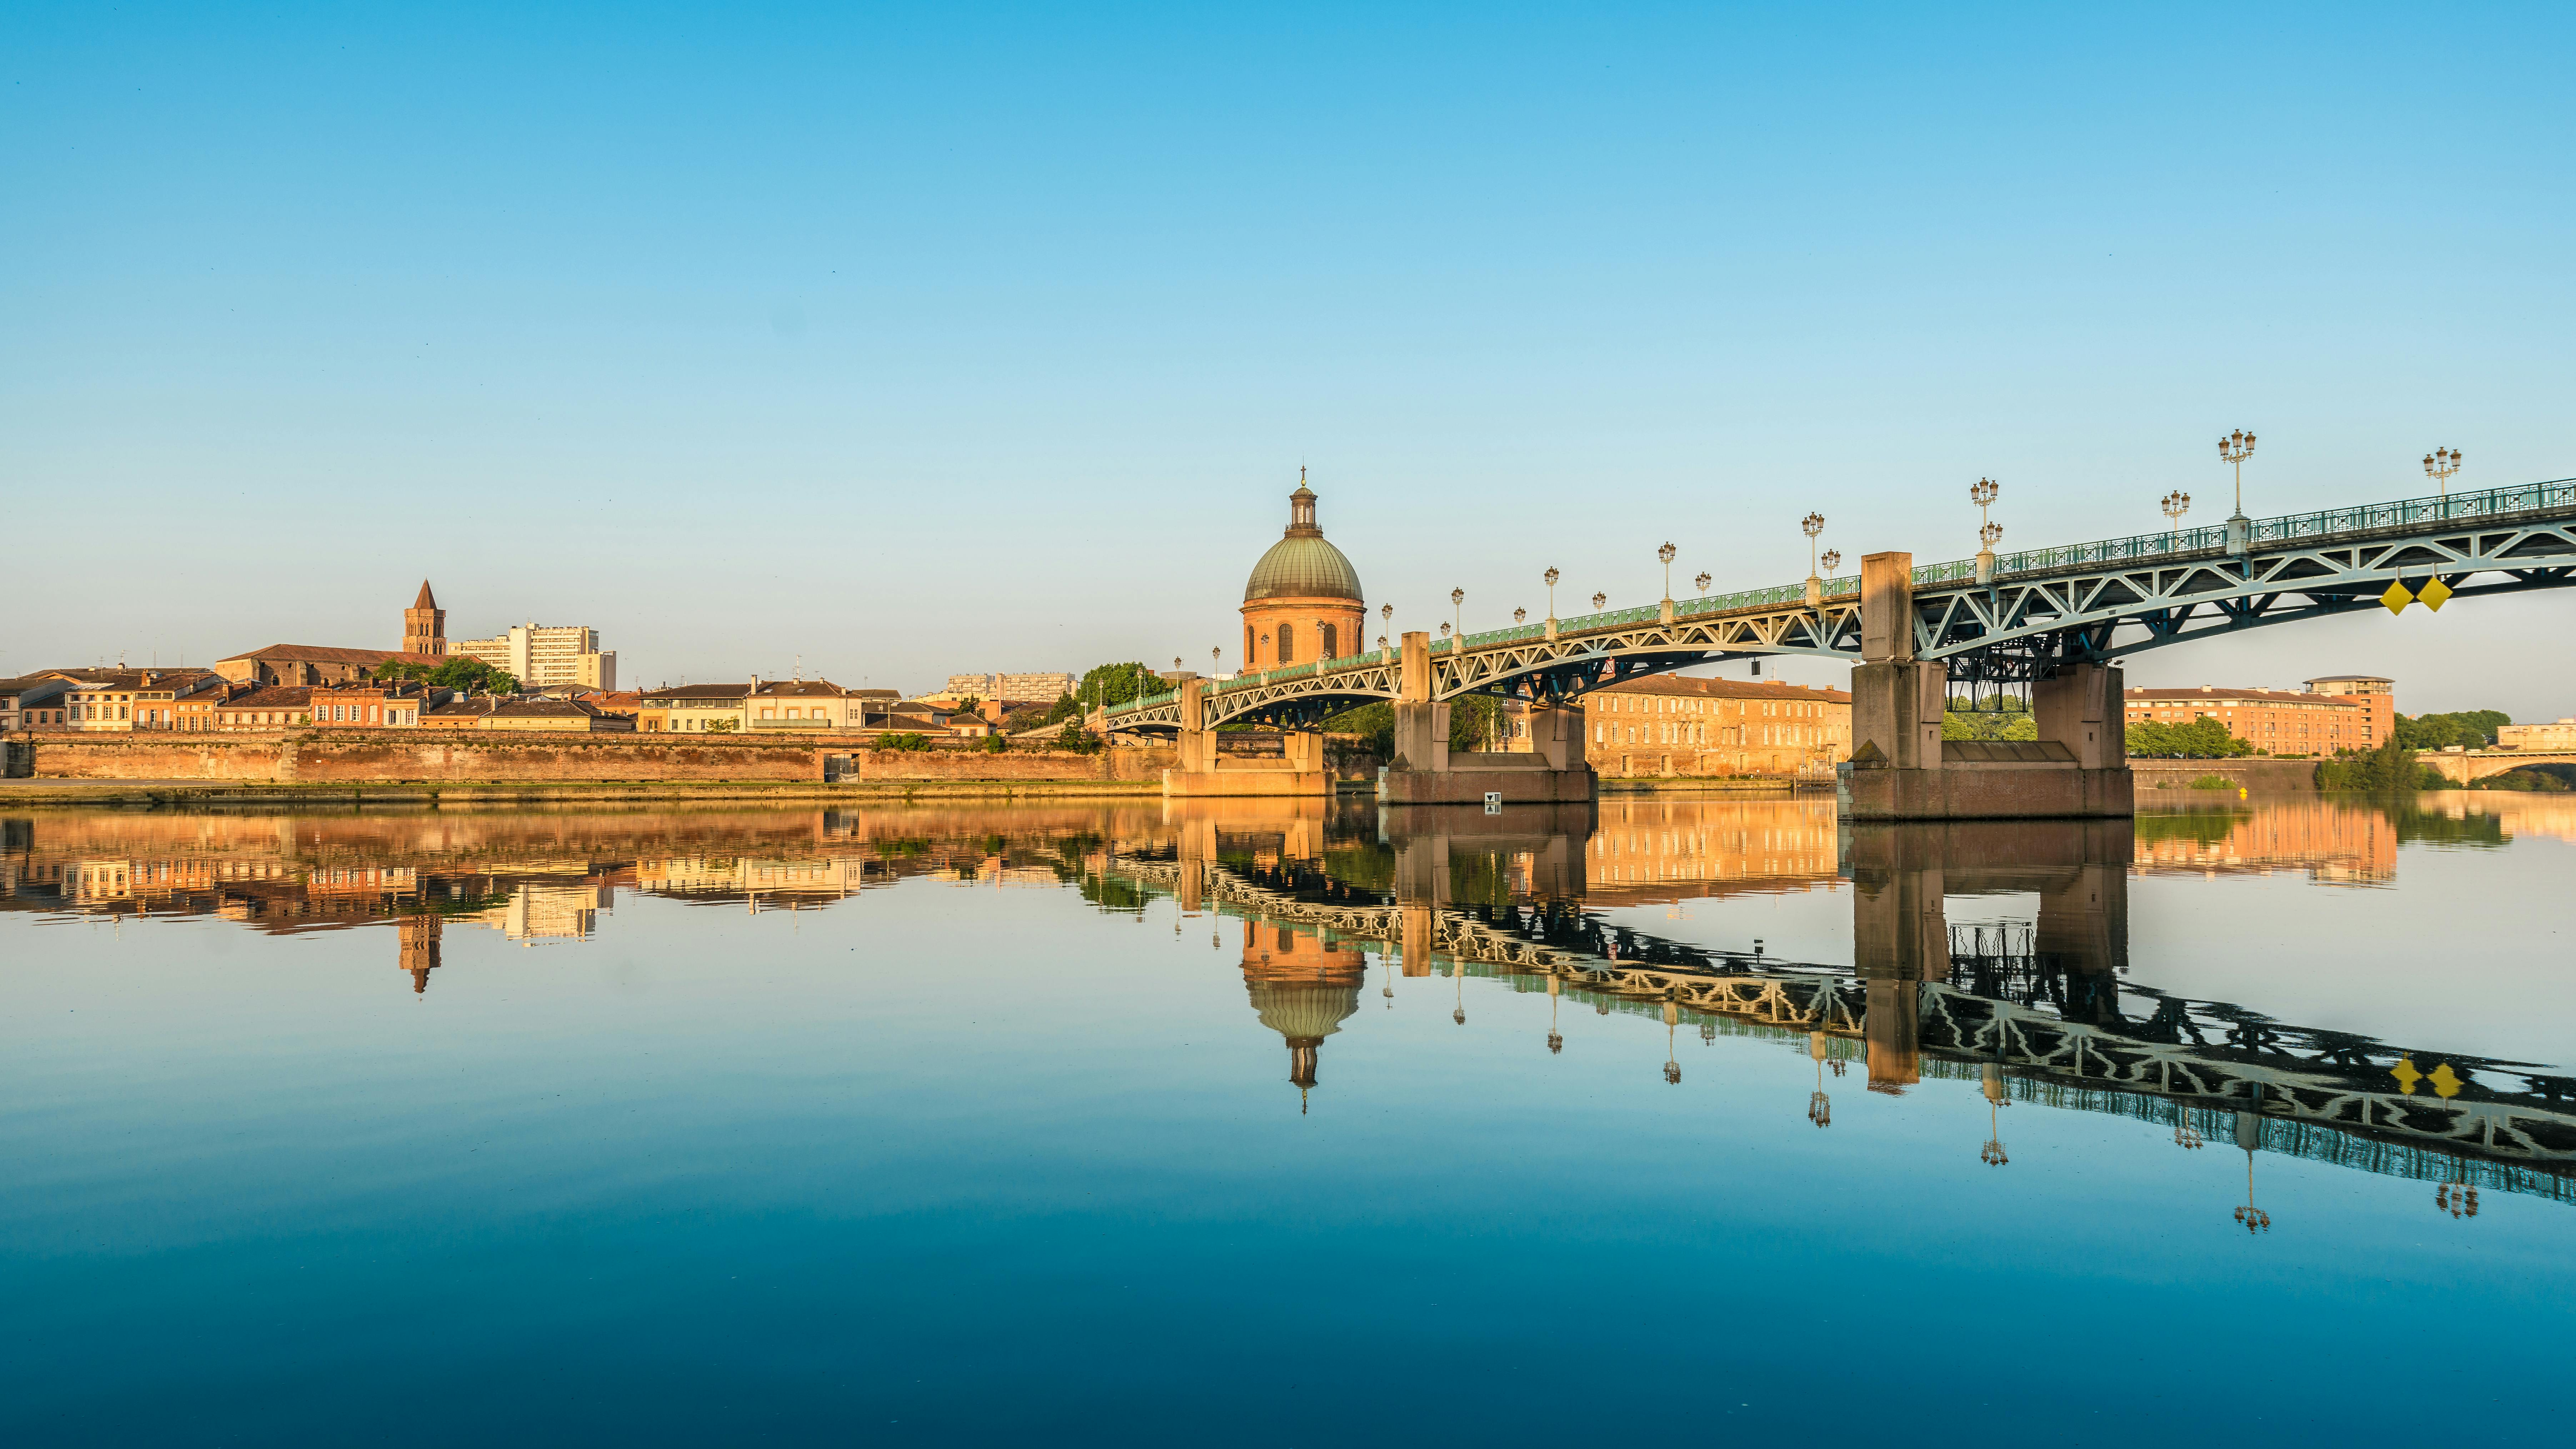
[1378,631,1597,806]
[1840,551,2133,821]
[1162,677,1334,797]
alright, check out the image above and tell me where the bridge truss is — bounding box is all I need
[1106,477,2576,731]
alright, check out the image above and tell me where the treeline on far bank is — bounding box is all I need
[1945,693,2563,792]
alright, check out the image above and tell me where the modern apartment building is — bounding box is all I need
[453,623,617,690]
[942,672,1078,704]
[2124,684,2385,756]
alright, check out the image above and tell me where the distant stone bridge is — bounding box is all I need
[2419,749,2576,784]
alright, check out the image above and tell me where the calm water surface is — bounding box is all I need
[3,792,2569,1444]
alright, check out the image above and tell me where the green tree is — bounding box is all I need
[375,656,519,695]
[1318,696,1504,758]
[2315,736,2444,790]
[1055,720,1102,754]
[2393,709,2510,749]
[2124,717,2253,758]
[1043,663,1169,725]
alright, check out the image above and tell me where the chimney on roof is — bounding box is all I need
[749,674,761,691]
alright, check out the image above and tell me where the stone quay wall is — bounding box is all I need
[19,732,1173,785]
[2129,757,2321,791]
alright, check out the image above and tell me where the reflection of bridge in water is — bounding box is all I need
[1110,806,2576,1208]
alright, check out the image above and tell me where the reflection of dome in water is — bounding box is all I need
[1246,979,1362,1097]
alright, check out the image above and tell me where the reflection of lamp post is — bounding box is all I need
[2424,445,2462,501]
[2161,489,2191,551]
[2173,1104,2203,1150]
[1979,1063,2010,1165]
[1662,999,1682,1085]
[1547,974,1563,1054]
[2233,1103,2271,1233]
[1808,1032,1832,1127]
[2435,1164,2479,1219]
[1452,962,1465,1025]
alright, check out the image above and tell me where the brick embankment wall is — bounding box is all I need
[2130,758,2320,791]
[23,732,1175,786]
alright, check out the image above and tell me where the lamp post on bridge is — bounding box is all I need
[1970,479,2001,585]
[1694,571,1711,599]
[2218,428,2256,555]
[2161,490,2191,551]
[1543,568,1560,640]
[1450,587,1465,650]
[2424,445,2462,502]
[1380,603,1394,661]
[1592,591,1607,612]
[1801,513,1827,605]
[1657,542,1678,623]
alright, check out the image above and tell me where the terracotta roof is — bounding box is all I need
[645,684,752,701]
[2124,686,2361,706]
[217,644,431,667]
[753,679,853,697]
[1594,676,1851,704]
[413,580,438,610]
[225,687,314,709]
[489,699,600,718]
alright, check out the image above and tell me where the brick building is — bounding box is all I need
[37,669,226,732]
[215,644,433,688]
[308,681,445,728]
[209,687,315,730]
[1,677,74,731]
[403,580,447,658]
[1584,676,1853,779]
[2123,683,2388,756]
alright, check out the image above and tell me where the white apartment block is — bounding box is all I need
[943,671,1078,702]
[454,624,617,690]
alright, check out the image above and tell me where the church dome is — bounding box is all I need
[1243,483,1364,603]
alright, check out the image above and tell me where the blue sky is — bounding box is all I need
[5,3,2572,712]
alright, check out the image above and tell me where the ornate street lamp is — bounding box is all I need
[2424,445,2462,501]
[1694,571,1712,597]
[1211,646,1221,676]
[1514,607,1527,626]
[1819,549,1841,578]
[2161,489,2191,550]
[1969,478,2001,585]
[1801,513,1828,604]
[1450,587,1465,648]
[2218,428,2256,554]
[1380,603,1394,661]
[1542,567,1560,633]
[1657,542,1678,621]
[1592,591,1607,612]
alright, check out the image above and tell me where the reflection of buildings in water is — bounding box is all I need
[399,913,442,993]
[2420,792,2576,845]
[1583,799,1841,901]
[485,881,609,942]
[1238,918,1368,1107]
[2133,801,2397,883]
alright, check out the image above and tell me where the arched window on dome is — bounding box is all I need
[1321,623,1337,660]
[1244,626,1254,666]
[1278,623,1295,663]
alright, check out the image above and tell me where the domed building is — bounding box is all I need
[1241,472,1365,671]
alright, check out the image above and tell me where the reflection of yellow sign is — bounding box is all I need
[2380,581,2415,615]
[2390,1056,2465,1098]
[2419,576,2454,612]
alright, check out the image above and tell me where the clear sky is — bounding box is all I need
[6,3,2572,713]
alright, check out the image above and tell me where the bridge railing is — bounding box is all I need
[1913,476,2576,586]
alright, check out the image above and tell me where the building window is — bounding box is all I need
[1278,623,1294,663]
[1245,625,1254,665]
[1321,623,1337,659]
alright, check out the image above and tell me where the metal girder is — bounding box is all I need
[1916,518,2576,662]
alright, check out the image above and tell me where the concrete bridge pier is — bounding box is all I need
[1163,677,1333,797]
[1840,551,2134,821]
[1378,632,1595,805]
[1849,827,1949,1094]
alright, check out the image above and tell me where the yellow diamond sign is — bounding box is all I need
[2380,580,2415,615]
[2419,576,2454,611]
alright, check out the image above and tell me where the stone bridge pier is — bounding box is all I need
[1379,631,1595,805]
[1163,678,1332,797]
[1840,551,2133,820]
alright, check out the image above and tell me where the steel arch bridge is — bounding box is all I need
[1104,477,2576,732]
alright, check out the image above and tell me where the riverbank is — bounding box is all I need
[0,778,1167,808]
[1598,776,1817,795]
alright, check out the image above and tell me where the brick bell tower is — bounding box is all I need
[403,580,447,657]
